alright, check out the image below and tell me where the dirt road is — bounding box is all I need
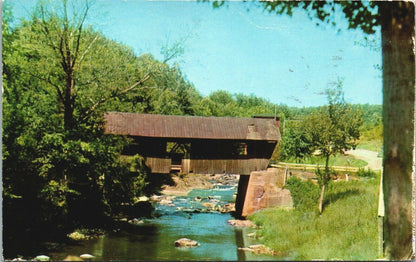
[344,148,382,170]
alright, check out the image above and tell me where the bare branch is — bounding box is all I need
[72,1,91,66]
[76,35,99,69]
[80,73,153,121]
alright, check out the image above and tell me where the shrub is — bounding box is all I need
[356,168,377,178]
[285,177,320,211]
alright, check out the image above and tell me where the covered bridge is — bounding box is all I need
[104,112,281,175]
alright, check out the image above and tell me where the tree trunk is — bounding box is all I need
[325,154,330,178]
[379,2,415,260]
[318,154,330,214]
[318,183,325,214]
[63,65,75,131]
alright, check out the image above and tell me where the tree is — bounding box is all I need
[27,0,185,131]
[2,1,198,253]
[279,121,311,163]
[208,1,415,258]
[302,81,362,213]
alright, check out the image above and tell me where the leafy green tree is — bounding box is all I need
[279,121,311,162]
[208,90,240,116]
[302,81,362,213]
[2,1,199,253]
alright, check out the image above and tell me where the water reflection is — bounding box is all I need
[235,228,247,261]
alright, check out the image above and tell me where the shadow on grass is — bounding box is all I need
[324,188,360,206]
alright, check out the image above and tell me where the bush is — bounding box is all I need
[356,168,377,178]
[285,177,320,211]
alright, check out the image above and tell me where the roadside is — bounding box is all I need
[344,148,382,170]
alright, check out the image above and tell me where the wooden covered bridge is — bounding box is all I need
[104,112,289,216]
[104,112,281,174]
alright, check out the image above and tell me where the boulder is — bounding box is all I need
[128,218,144,225]
[222,203,235,213]
[193,196,202,202]
[201,202,215,209]
[137,196,149,202]
[150,195,162,201]
[174,238,200,247]
[227,219,257,228]
[215,205,224,212]
[160,199,173,205]
[79,254,95,260]
[63,255,83,261]
[33,255,50,261]
[67,231,87,240]
[238,244,278,255]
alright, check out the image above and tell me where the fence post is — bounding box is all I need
[378,170,385,258]
[284,165,288,185]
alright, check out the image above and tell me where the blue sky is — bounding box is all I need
[9,0,382,107]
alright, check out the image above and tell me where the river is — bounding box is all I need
[42,184,279,261]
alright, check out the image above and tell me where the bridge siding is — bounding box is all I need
[146,157,270,175]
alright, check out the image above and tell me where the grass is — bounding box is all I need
[357,139,383,153]
[283,153,368,168]
[248,176,380,260]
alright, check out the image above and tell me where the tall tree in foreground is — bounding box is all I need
[209,1,415,258]
[303,81,362,213]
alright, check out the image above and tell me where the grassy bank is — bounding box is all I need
[249,176,380,260]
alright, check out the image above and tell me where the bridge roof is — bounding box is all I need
[104,112,281,141]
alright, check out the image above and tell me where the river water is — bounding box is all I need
[44,184,279,261]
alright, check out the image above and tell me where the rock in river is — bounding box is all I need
[63,255,83,261]
[227,219,257,228]
[174,238,200,247]
[33,255,50,261]
[238,244,278,255]
[80,254,95,260]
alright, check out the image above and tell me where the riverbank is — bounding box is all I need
[161,173,239,195]
[248,176,380,260]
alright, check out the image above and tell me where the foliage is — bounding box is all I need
[285,177,320,211]
[298,80,363,213]
[2,1,200,253]
[249,178,380,260]
[356,167,378,178]
[303,81,363,166]
[279,121,311,162]
[315,167,336,188]
[309,86,360,156]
